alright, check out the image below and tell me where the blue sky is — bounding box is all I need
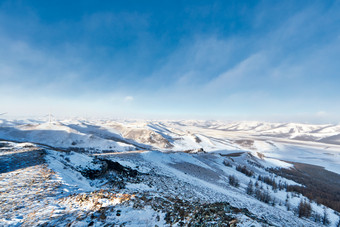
[1,0,340,122]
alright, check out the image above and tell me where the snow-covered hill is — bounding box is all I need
[1,118,340,226]
[1,119,340,173]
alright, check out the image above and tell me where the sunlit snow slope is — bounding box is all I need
[1,118,340,173]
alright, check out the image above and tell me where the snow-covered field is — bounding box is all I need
[1,119,340,226]
[1,118,339,173]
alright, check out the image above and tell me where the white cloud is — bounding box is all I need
[316,111,327,117]
[206,52,268,90]
[124,96,134,102]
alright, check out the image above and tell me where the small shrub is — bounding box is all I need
[298,199,312,218]
[228,175,239,187]
[246,180,254,195]
[255,188,271,204]
[223,160,232,167]
[323,207,330,225]
[236,165,254,177]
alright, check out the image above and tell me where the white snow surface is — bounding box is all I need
[1,119,340,227]
[1,118,340,173]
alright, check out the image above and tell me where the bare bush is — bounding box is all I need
[246,180,254,195]
[236,165,254,177]
[298,199,312,218]
[228,175,239,187]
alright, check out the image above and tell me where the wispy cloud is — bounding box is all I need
[205,52,268,91]
[124,96,134,102]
